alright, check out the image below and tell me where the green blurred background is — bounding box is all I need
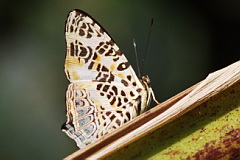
[0,1,239,159]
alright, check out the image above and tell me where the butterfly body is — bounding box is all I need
[62,9,157,149]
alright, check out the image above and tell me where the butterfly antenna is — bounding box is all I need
[133,39,141,77]
[141,18,154,75]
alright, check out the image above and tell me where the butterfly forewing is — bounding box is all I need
[62,9,151,149]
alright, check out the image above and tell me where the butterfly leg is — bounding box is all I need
[150,87,160,104]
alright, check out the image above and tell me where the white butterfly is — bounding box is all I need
[62,9,159,149]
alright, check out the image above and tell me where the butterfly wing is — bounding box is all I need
[62,9,150,148]
[65,10,141,85]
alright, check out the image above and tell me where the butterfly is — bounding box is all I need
[61,9,159,149]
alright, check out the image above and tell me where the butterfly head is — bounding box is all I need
[141,75,151,86]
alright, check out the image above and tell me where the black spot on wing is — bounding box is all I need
[116,50,123,56]
[99,48,105,54]
[70,43,74,56]
[110,114,116,121]
[110,97,116,105]
[101,65,109,72]
[116,119,121,126]
[121,90,126,96]
[136,88,142,93]
[88,61,94,70]
[117,97,122,107]
[130,91,135,97]
[113,57,119,62]
[79,47,87,56]
[121,79,129,87]
[82,23,87,29]
[103,85,110,92]
[96,64,101,71]
[79,29,85,36]
[117,62,130,71]
[112,86,118,95]
[126,112,131,120]
[93,53,98,60]
[96,83,103,90]
[127,75,132,81]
